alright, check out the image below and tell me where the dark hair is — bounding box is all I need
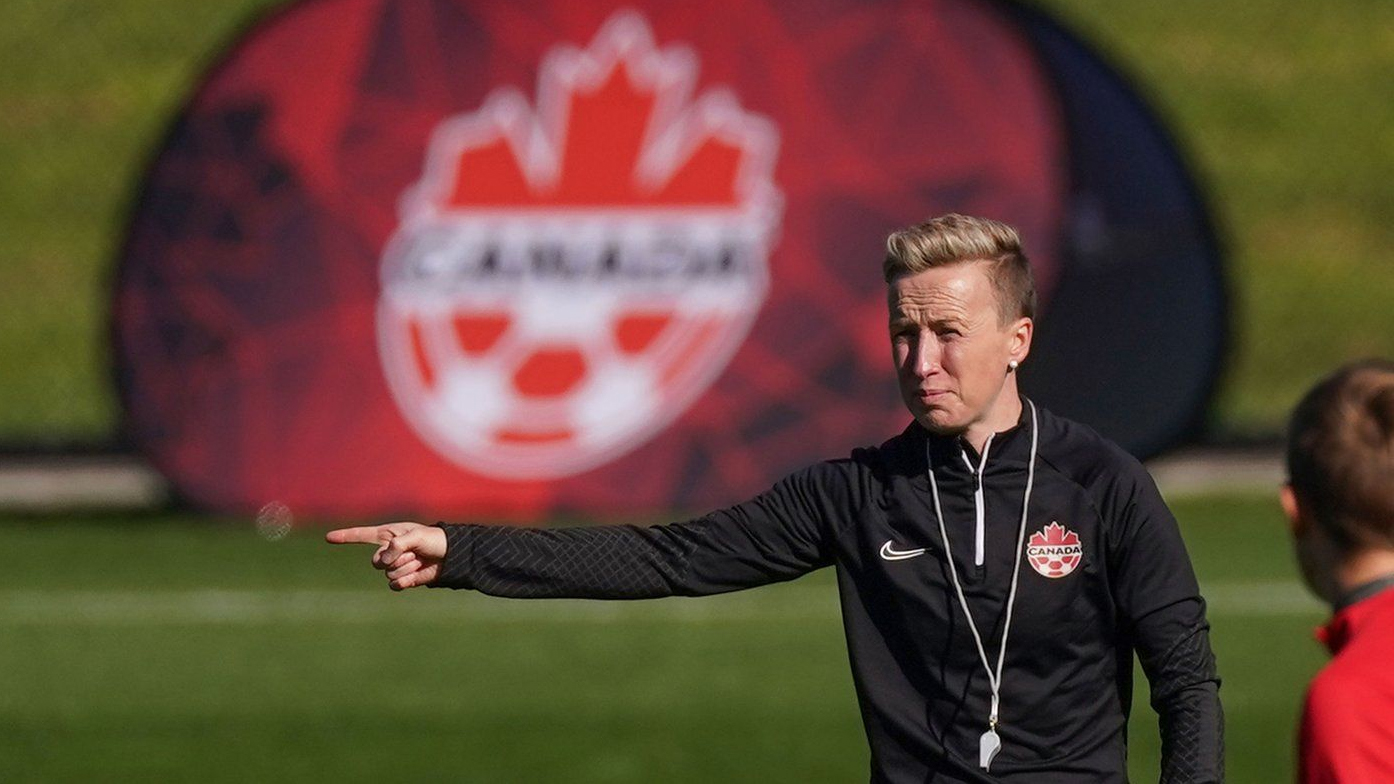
[1286,359,1394,551]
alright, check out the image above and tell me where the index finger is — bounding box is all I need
[325,526,393,545]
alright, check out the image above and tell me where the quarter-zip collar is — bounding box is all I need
[962,434,994,567]
[917,396,1033,469]
[913,398,1037,570]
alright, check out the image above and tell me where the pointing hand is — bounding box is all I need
[325,522,447,590]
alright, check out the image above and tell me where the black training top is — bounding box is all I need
[433,402,1223,782]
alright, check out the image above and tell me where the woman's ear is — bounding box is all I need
[1008,317,1033,366]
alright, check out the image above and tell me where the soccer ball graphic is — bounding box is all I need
[376,12,781,480]
[1026,522,1083,578]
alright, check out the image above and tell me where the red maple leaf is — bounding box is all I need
[1029,521,1080,548]
[409,11,778,213]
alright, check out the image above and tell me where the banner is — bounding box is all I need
[114,0,1224,517]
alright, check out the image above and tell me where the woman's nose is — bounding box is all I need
[912,335,939,377]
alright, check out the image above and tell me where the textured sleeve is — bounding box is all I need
[431,460,860,599]
[1105,460,1224,783]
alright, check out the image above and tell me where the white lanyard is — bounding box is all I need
[926,399,1039,771]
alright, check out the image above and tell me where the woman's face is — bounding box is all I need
[888,262,1028,436]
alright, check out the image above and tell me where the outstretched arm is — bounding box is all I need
[328,461,859,599]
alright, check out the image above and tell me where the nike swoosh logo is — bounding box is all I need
[880,540,927,561]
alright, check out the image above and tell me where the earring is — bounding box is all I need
[1008,360,1019,371]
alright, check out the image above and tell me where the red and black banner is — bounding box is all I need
[114,0,1225,518]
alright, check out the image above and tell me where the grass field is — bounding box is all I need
[1,0,1392,443]
[0,492,1326,782]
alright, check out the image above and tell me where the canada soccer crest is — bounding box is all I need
[376,11,782,479]
[1026,522,1083,578]
[114,0,1221,517]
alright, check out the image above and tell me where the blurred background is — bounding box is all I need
[1,0,1389,780]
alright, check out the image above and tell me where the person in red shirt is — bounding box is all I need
[1282,359,1394,783]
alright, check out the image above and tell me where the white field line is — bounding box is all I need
[0,580,1323,626]
[0,588,837,626]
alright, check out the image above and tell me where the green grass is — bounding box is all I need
[0,0,281,443]
[0,492,1328,781]
[1036,0,1394,434]
[0,0,1392,443]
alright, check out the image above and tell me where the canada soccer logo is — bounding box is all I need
[1026,522,1083,578]
[376,11,781,480]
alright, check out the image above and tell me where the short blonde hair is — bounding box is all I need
[883,213,1036,323]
